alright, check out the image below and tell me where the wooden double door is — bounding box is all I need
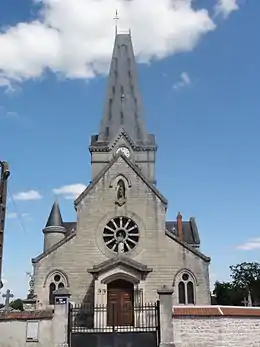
[107,279,134,326]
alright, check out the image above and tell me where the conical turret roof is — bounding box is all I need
[43,200,66,234]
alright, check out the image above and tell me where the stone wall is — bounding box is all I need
[172,306,260,347]
[0,310,54,347]
[0,290,70,347]
[2,299,260,346]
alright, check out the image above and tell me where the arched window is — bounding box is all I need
[187,281,195,304]
[49,283,56,305]
[177,272,195,305]
[58,282,65,289]
[178,282,185,304]
[47,272,67,305]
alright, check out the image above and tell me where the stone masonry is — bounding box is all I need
[173,306,260,347]
[1,300,260,346]
[31,32,211,312]
[32,155,211,307]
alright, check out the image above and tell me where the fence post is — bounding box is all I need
[53,288,71,347]
[157,286,175,347]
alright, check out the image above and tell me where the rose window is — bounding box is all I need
[103,217,139,253]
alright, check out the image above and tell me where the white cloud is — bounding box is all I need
[7,212,30,219]
[173,71,191,90]
[13,190,42,201]
[0,77,14,93]
[6,212,19,219]
[0,106,19,119]
[5,111,19,119]
[236,238,260,251]
[215,0,239,18]
[53,183,86,199]
[0,0,216,88]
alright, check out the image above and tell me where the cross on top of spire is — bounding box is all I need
[113,9,120,35]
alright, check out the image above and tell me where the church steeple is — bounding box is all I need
[90,31,157,183]
[97,32,150,145]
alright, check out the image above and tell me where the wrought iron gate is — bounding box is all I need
[68,301,160,347]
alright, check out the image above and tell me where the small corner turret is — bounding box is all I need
[43,200,66,252]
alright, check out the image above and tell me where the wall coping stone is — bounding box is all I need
[0,310,53,321]
[173,305,260,317]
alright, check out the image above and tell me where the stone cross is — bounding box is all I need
[2,289,14,310]
[242,297,248,306]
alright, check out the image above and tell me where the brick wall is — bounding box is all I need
[172,306,260,347]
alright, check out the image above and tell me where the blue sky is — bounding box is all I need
[0,0,259,300]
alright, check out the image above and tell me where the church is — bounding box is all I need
[31,31,211,317]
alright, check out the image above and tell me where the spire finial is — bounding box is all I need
[113,9,119,35]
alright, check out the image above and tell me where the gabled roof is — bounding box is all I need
[87,255,152,276]
[74,153,167,207]
[32,232,76,264]
[165,229,210,263]
[108,127,136,149]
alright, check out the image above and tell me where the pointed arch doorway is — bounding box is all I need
[107,279,134,326]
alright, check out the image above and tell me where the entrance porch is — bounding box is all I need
[87,255,153,329]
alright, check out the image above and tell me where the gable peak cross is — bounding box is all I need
[2,289,14,310]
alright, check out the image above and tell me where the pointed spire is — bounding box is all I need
[98,32,150,145]
[43,200,65,234]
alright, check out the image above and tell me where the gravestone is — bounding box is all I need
[2,289,14,311]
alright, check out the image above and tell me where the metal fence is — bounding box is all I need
[70,301,160,333]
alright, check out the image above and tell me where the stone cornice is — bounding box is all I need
[89,128,157,152]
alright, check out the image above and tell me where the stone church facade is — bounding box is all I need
[31,32,211,315]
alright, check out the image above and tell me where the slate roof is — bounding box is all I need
[92,33,155,147]
[45,200,63,228]
[165,218,200,245]
[63,219,200,246]
[63,221,76,235]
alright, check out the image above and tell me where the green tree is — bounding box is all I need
[213,281,245,306]
[10,299,24,311]
[230,262,260,305]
